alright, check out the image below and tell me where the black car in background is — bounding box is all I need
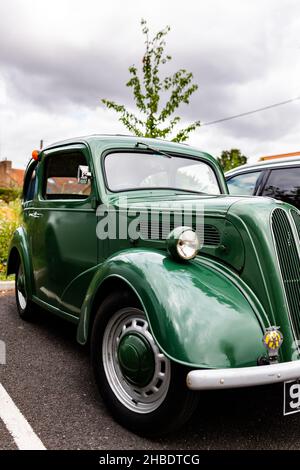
[225,156,300,209]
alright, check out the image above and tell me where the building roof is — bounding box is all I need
[0,160,24,188]
[259,151,300,161]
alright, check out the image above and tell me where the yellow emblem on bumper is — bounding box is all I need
[262,326,283,361]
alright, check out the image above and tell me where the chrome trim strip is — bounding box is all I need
[225,159,300,177]
[186,360,300,390]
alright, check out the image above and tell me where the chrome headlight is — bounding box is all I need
[166,226,200,261]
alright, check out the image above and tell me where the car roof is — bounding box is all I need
[43,134,192,151]
[225,155,300,177]
[41,134,216,164]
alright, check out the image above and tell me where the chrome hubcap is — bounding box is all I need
[102,309,171,414]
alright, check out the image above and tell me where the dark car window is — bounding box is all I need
[23,161,38,202]
[25,170,37,202]
[43,151,91,200]
[227,171,262,195]
[262,167,300,208]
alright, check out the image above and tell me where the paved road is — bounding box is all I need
[1,291,300,450]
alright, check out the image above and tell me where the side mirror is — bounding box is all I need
[77,165,92,184]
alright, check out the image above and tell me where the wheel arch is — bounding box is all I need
[7,227,34,298]
[7,246,20,275]
[83,275,143,343]
[77,249,267,369]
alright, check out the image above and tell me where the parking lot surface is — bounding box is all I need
[1,291,300,450]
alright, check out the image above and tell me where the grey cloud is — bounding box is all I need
[1,51,132,110]
[1,39,269,113]
[0,7,273,120]
[0,0,300,165]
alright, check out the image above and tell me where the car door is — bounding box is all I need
[30,144,98,316]
[261,166,300,209]
[226,170,264,196]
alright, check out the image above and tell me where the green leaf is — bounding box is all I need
[217,149,248,172]
[101,19,200,143]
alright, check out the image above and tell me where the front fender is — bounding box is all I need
[78,249,267,369]
[7,226,33,298]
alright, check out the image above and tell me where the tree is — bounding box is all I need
[217,149,247,172]
[102,19,200,142]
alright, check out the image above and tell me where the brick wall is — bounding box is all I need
[0,160,24,188]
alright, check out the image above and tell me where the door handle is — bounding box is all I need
[29,211,43,218]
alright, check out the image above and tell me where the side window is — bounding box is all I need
[227,171,262,196]
[262,167,300,208]
[23,163,38,203]
[43,151,91,200]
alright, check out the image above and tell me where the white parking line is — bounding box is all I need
[0,383,46,450]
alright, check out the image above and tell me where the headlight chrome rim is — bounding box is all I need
[166,226,200,261]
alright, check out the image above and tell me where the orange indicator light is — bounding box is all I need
[32,150,40,161]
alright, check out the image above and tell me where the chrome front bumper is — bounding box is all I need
[186,360,300,390]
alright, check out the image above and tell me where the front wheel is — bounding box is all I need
[15,262,35,321]
[91,292,199,436]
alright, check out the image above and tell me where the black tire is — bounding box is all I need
[91,291,199,437]
[15,262,35,321]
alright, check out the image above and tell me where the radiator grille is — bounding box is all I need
[291,209,300,240]
[203,224,221,246]
[272,208,300,339]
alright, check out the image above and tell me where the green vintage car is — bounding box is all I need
[7,135,300,436]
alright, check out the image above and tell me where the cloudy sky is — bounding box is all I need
[0,0,300,168]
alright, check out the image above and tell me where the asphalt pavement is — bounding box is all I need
[1,291,300,450]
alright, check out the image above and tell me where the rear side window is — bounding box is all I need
[23,162,38,202]
[25,170,37,202]
[227,171,261,195]
[262,167,300,208]
[43,151,91,200]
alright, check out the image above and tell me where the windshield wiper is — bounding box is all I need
[135,141,172,159]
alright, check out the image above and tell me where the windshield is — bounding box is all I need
[104,152,220,194]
